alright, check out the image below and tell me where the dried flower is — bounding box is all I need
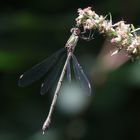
[75,7,140,60]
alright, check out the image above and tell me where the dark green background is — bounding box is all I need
[1,0,140,140]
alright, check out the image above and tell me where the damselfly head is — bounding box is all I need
[70,27,80,36]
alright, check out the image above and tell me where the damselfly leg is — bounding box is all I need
[79,27,95,41]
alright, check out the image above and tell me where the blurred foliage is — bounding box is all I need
[0,0,140,140]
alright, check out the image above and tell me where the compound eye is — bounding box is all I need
[70,28,80,35]
[75,28,80,34]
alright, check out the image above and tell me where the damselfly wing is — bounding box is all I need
[18,48,66,89]
[66,59,72,83]
[40,55,66,95]
[72,54,91,96]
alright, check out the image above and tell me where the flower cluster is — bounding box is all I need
[76,7,140,60]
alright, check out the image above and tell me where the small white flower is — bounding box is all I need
[76,7,140,59]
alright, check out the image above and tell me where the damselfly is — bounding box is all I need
[18,27,91,133]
